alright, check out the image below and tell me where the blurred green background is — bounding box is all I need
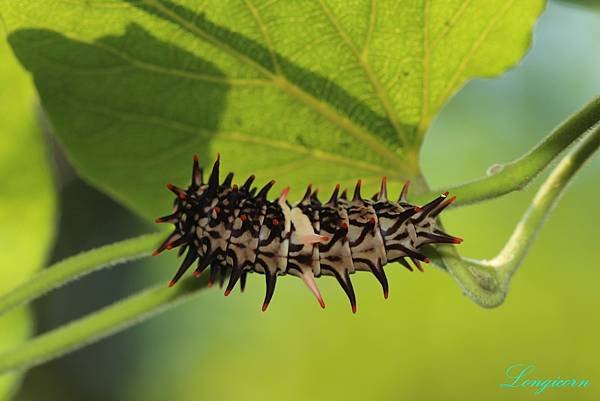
[5,1,600,400]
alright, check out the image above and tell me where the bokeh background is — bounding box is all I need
[6,1,600,400]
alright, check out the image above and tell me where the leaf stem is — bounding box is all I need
[432,121,600,307]
[494,121,600,282]
[0,275,209,375]
[416,96,600,207]
[0,232,165,315]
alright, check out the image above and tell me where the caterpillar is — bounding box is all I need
[153,154,462,313]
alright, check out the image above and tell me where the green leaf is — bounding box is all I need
[0,39,56,400]
[1,0,544,220]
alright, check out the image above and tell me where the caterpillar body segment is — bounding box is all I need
[155,155,462,313]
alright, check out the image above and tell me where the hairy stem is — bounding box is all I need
[416,96,600,207]
[494,121,600,282]
[0,275,209,375]
[432,122,600,307]
[0,232,165,315]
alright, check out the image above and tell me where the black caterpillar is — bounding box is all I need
[153,155,462,312]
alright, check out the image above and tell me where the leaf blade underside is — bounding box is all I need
[1,0,545,219]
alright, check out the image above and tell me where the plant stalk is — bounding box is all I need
[0,275,209,375]
[0,232,165,315]
[416,96,600,207]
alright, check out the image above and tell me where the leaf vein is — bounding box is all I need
[316,0,409,146]
[55,92,390,175]
[242,0,281,74]
[434,0,517,112]
[30,36,272,85]
[361,0,376,56]
[429,0,473,51]
[142,0,409,172]
[418,0,431,137]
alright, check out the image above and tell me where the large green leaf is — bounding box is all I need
[0,39,56,400]
[1,0,544,220]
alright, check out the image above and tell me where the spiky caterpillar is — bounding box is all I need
[153,155,462,313]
